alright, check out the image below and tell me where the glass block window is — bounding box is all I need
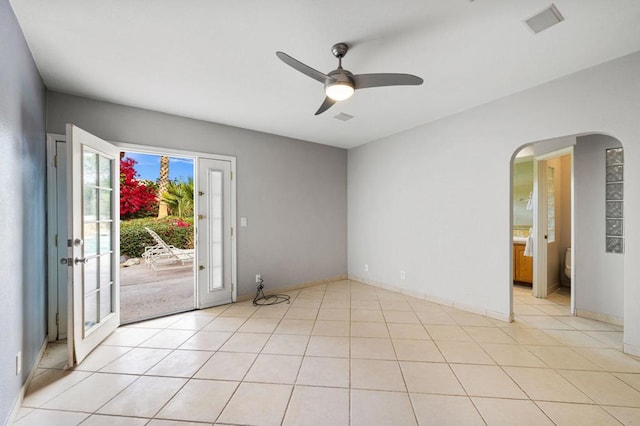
[605,147,624,253]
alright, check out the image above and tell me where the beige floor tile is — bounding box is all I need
[351,337,396,360]
[351,321,389,338]
[400,361,465,395]
[290,298,322,309]
[503,327,561,345]
[284,307,319,320]
[503,366,592,403]
[201,316,246,332]
[148,420,206,426]
[518,315,576,330]
[156,379,237,423]
[535,304,572,316]
[379,300,412,312]
[42,373,137,412]
[36,342,67,369]
[98,376,186,417]
[387,323,430,340]
[22,369,92,407]
[262,333,310,355]
[296,356,350,388]
[436,341,495,365]
[237,317,280,333]
[555,316,619,331]
[410,394,485,426]
[102,327,161,346]
[166,315,214,330]
[426,325,472,342]
[603,405,640,425]
[451,364,527,399]
[472,397,554,426]
[576,348,640,373]
[283,385,349,426]
[305,335,350,358]
[219,332,269,353]
[178,330,232,351]
[193,351,256,381]
[416,310,458,325]
[450,312,495,327]
[218,382,292,426]
[275,319,316,335]
[526,345,601,370]
[351,309,384,322]
[321,298,350,309]
[383,310,420,324]
[351,389,417,426]
[244,354,302,384]
[145,349,213,377]
[81,414,149,425]
[218,305,258,318]
[317,308,349,321]
[615,373,640,392]
[251,304,289,319]
[513,304,547,315]
[74,346,131,372]
[139,329,196,349]
[538,401,621,426]
[480,343,546,367]
[311,320,350,337]
[545,329,609,348]
[393,339,445,362]
[351,359,406,391]
[13,409,89,425]
[350,300,381,310]
[585,331,624,349]
[463,326,517,344]
[100,347,171,374]
[560,370,640,407]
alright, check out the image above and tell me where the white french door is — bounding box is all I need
[196,158,234,308]
[66,124,120,366]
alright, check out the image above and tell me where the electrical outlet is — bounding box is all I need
[256,274,261,283]
[400,270,406,280]
[16,352,21,376]
[364,264,368,272]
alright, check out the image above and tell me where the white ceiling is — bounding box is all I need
[10,0,640,149]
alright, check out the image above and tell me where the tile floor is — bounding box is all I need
[14,281,640,425]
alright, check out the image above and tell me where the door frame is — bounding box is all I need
[533,146,575,313]
[46,137,237,343]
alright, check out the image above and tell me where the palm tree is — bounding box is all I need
[157,155,169,218]
[161,179,194,218]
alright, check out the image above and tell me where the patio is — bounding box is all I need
[120,261,194,324]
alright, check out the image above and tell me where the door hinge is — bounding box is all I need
[54,155,58,168]
[54,234,58,247]
[55,312,59,326]
[231,227,234,237]
[230,171,233,180]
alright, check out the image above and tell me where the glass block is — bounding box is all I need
[83,256,98,293]
[606,148,624,166]
[99,253,112,286]
[99,189,111,220]
[606,219,623,236]
[606,237,624,254]
[98,155,112,188]
[84,222,98,256]
[606,183,623,200]
[606,201,623,218]
[606,165,623,182]
[83,187,98,221]
[99,222,112,253]
[84,293,98,332]
[83,151,98,186]
[99,285,113,321]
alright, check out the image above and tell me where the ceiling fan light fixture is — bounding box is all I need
[325,81,354,101]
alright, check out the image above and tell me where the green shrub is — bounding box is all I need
[120,217,194,258]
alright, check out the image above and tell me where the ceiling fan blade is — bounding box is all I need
[276,51,331,84]
[314,97,336,115]
[353,73,423,90]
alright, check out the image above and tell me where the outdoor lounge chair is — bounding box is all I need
[142,227,195,271]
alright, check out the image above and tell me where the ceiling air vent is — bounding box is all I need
[334,112,354,122]
[525,4,564,34]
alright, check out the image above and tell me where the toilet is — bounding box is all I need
[564,247,572,279]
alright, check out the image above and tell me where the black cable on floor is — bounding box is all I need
[252,278,291,306]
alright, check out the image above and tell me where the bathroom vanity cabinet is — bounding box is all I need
[513,243,533,284]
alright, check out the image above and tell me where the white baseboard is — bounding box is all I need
[624,343,640,358]
[576,309,623,326]
[7,336,48,425]
[347,275,511,323]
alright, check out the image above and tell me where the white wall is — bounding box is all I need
[574,134,624,321]
[348,51,640,355]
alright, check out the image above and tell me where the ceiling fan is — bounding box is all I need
[276,43,424,115]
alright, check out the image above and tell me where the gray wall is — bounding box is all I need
[0,0,47,423]
[575,134,624,320]
[46,92,348,298]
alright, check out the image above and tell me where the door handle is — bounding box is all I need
[74,257,89,265]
